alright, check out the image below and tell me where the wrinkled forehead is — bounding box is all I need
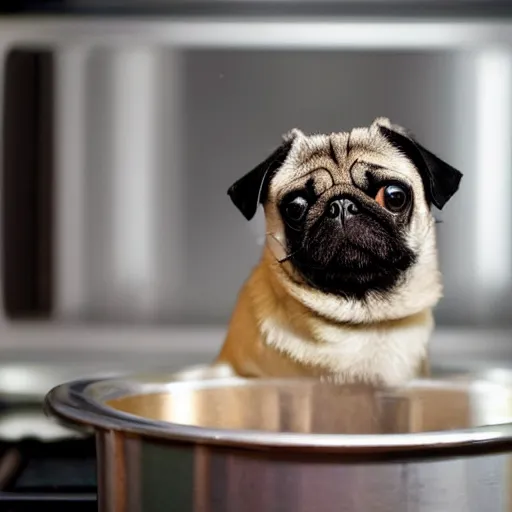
[269,128,422,200]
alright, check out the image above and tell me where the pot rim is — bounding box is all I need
[44,368,512,458]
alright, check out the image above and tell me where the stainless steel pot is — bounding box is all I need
[45,366,512,512]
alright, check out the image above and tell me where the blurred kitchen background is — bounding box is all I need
[0,1,512,406]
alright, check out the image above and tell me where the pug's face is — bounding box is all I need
[228,118,462,319]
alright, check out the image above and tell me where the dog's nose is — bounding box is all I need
[326,197,361,223]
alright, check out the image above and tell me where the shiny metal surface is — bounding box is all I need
[2,18,512,49]
[93,433,512,512]
[46,371,512,453]
[49,40,512,326]
[1,16,512,333]
[46,371,512,512]
[105,379,512,435]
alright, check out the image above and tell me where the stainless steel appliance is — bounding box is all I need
[3,13,512,335]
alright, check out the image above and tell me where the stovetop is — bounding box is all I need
[0,342,220,511]
[0,433,96,512]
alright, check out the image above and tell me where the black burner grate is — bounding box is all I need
[0,436,97,511]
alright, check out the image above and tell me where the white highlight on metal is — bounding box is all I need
[0,19,510,50]
[475,48,512,289]
[54,47,88,319]
[469,381,512,427]
[110,47,158,317]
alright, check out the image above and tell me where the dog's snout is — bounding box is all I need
[326,197,361,223]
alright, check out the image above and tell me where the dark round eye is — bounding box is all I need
[376,184,409,212]
[284,196,309,222]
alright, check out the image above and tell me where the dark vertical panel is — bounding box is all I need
[36,51,54,317]
[2,49,54,318]
[2,50,39,317]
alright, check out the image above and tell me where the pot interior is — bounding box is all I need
[104,378,512,435]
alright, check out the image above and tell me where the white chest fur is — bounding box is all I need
[260,311,432,386]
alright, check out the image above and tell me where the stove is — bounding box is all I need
[0,364,99,511]
[0,345,221,511]
[0,432,96,511]
[0,385,99,511]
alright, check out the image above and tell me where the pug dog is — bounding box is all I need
[215,118,462,386]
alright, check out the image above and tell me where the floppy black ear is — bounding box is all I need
[379,126,463,210]
[227,139,294,220]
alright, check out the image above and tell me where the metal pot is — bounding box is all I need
[45,366,512,512]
